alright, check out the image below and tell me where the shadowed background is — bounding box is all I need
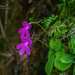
[0,0,69,75]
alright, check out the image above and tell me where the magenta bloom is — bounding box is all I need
[17,21,32,55]
[18,21,31,39]
[17,38,32,55]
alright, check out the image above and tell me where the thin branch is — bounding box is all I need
[0,5,6,7]
[0,0,17,54]
[31,32,35,38]
[0,8,10,9]
[0,5,10,9]
[5,0,9,32]
[0,52,12,57]
[60,30,75,41]
[0,18,15,53]
[5,57,14,68]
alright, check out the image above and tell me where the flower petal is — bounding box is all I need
[20,30,30,39]
[20,30,26,38]
[19,45,26,55]
[28,23,31,29]
[28,38,32,45]
[26,30,30,37]
[22,21,28,28]
[26,45,31,55]
[16,43,24,49]
[22,21,31,30]
[18,28,25,33]
[21,38,27,43]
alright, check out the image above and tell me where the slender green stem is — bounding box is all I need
[30,19,43,24]
[31,38,49,48]
[37,23,49,35]
[59,0,66,20]
[30,22,49,36]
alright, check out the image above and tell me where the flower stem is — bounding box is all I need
[37,23,49,35]
[30,19,43,24]
[59,0,66,20]
[30,22,49,36]
[31,38,49,48]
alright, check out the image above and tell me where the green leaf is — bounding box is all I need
[45,55,55,75]
[52,14,55,17]
[46,22,51,26]
[42,18,47,23]
[49,39,61,51]
[71,25,75,29]
[61,43,67,50]
[63,0,65,2]
[56,49,65,61]
[47,17,52,21]
[71,35,75,54]
[54,58,72,71]
[49,39,54,49]
[61,54,75,63]
[61,28,68,35]
[58,3,64,12]
[55,15,59,18]
[54,32,61,38]
[42,15,59,27]
[29,17,34,21]
[68,41,73,53]
[54,20,61,26]
[52,15,58,20]
[73,65,75,75]
[48,49,55,60]
[69,35,75,54]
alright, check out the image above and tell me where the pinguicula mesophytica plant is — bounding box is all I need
[16,0,75,73]
[17,21,32,55]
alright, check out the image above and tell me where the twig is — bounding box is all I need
[60,30,75,41]
[0,0,16,53]
[59,0,66,20]
[5,0,9,32]
[0,5,6,7]
[0,52,12,57]
[0,8,10,9]
[0,5,10,9]
[0,18,15,53]
[31,32,35,38]
[5,57,14,68]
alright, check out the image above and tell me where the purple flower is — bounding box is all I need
[18,21,31,39]
[17,38,32,55]
[17,21,32,55]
